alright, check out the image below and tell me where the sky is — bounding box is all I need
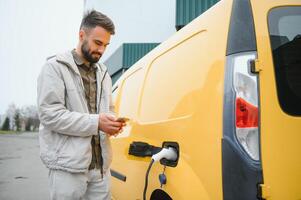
[0,0,83,114]
[0,0,176,115]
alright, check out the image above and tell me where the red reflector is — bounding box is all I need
[236,97,258,128]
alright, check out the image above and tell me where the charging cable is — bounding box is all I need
[143,147,178,200]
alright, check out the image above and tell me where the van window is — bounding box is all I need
[268,6,301,116]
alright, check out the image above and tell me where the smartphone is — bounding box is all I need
[116,117,130,123]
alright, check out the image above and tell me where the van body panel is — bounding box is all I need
[111,0,233,199]
[251,0,301,199]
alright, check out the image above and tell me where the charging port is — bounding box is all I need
[160,141,179,167]
[128,141,180,167]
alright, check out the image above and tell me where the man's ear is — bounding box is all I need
[79,29,85,42]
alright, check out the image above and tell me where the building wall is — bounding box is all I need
[105,45,123,75]
[111,69,124,84]
[122,43,159,68]
[105,43,159,84]
[176,0,220,30]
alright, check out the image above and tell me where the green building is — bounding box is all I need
[176,0,220,30]
[105,43,159,84]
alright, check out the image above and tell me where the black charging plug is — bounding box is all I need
[128,141,162,157]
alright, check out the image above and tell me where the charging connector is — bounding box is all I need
[143,147,178,200]
[128,141,179,200]
[151,147,178,162]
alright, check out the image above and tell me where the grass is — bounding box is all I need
[0,130,21,134]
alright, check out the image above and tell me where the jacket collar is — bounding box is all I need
[56,51,81,75]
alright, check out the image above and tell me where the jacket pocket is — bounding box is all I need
[55,135,68,156]
[56,136,92,170]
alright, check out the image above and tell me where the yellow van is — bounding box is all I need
[110,0,301,199]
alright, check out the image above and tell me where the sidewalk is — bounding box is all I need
[0,132,49,200]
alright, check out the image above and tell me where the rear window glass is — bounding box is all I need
[268,6,301,116]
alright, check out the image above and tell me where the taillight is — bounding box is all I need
[236,97,258,128]
[233,53,260,161]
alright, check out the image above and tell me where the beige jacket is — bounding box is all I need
[37,51,113,173]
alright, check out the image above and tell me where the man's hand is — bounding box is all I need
[98,113,125,135]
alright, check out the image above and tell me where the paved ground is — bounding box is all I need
[0,132,49,200]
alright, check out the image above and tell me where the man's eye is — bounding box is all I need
[95,41,102,46]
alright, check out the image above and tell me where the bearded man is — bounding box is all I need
[37,10,124,200]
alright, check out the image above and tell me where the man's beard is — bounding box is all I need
[81,40,102,64]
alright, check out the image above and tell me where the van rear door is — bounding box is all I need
[251,1,301,199]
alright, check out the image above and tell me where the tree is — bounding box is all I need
[25,119,32,131]
[6,103,16,130]
[2,103,40,132]
[2,117,10,130]
[21,105,40,132]
[14,109,21,131]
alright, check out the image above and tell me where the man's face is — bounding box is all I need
[80,26,111,64]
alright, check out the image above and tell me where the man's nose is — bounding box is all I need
[98,46,105,54]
